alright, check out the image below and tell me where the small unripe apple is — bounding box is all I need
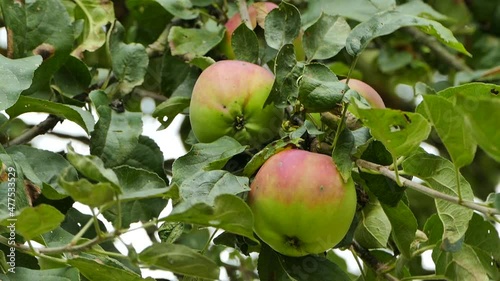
[189,60,283,147]
[340,78,385,108]
[248,149,357,257]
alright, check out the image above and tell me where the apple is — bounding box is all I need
[340,78,385,108]
[248,149,357,257]
[221,2,305,61]
[189,60,283,147]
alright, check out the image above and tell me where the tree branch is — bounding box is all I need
[351,240,400,281]
[356,159,499,216]
[7,115,62,147]
[403,27,472,72]
[47,131,90,145]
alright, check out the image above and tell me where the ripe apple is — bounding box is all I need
[189,60,283,147]
[340,78,385,108]
[248,149,357,257]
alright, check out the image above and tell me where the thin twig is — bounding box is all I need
[356,159,499,216]
[133,88,167,102]
[0,232,115,255]
[46,131,90,145]
[403,27,472,72]
[351,240,400,281]
[146,23,173,57]
[237,0,253,29]
[7,115,62,147]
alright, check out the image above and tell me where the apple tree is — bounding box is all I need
[0,0,499,280]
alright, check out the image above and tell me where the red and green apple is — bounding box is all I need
[248,149,357,257]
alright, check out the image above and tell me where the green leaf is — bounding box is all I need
[381,201,417,258]
[168,25,225,61]
[3,0,74,95]
[403,152,474,247]
[66,144,120,189]
[59,169,116,208]
[177,170,249,204]
[15,204,65,240]
[417,94,476,168]
[433,243,489,281]
[257,243,289,280]
[465,213,500,261]
[243,139,302,177]
[0,1,27,58]
[160,50,198,97]
[0,55,42,111]
[303,13,351,61]
[53,56,92,98]
[288,119,323,139]
[354,201,391,249]
[423,214,444,246]
[0,267,79,281]
[264,1,301,50]
[68,256,146,281]
[332,128,354,182]
[152,96,190,129]
[123,135,167,182]
[268,44,303,107]
[395,0,449,21]
[170,169,252,239]
[350,102,431,158]
[189,56,215,70]
[301,0,393,23]
[231,24,259,64]
[139,243,220,279]
[346,10,470,57]
[172,136,247,185]
[154,0,199,20]
[167,193,257,242]
[113,165,171,201]
[110,22,149,95]
[107,198,169,228]
[298,63,346,112]
[6,95,95,133]
[280,254,351,281]
[158,221,185,244]
[6,145,78,200]
[103,165,173,226]
[89,91,143,167]
[472,246,500,281]
[72,0,115,56]
[0,153,31,222]
[454,92,500,162]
